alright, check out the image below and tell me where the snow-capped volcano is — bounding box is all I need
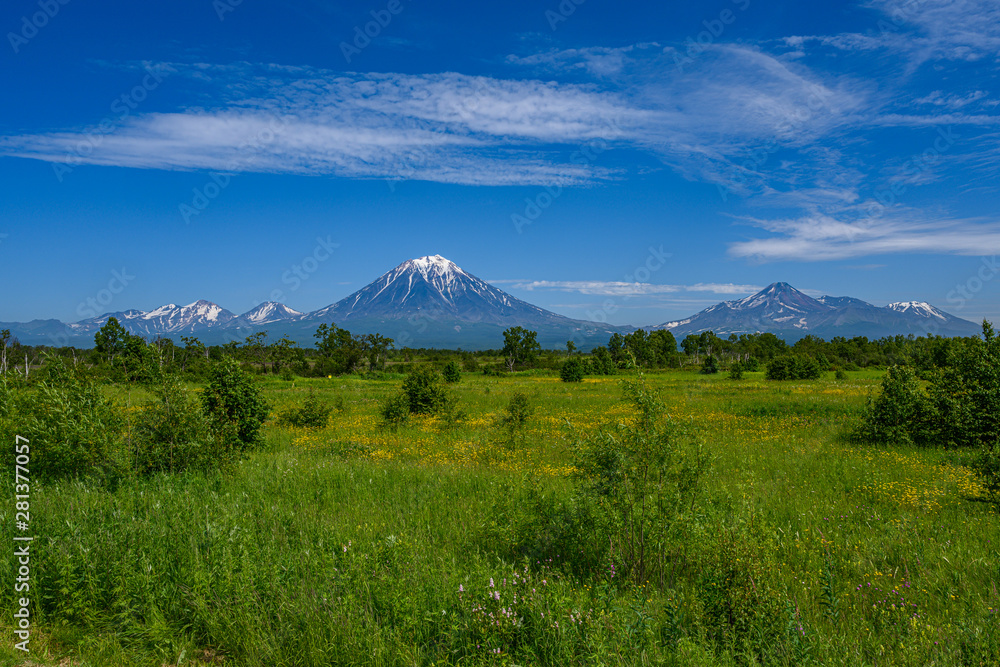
[654,282,979,340]
[886,301,948,321]
[238,301,305,325]
[72,300,236,335]
[309,254,556,325]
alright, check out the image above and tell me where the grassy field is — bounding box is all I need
[1,369,998,665]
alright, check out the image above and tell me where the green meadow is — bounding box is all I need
[2,369,997,666]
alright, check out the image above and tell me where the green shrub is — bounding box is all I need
[728,362,744,380]
[835,369,847,380]
[497,391,533,447]
[201,357,269,452]
[442,361,461,383]
[589,346,616,375]
[700,355,719,374]
[572,376,707,583]
[275,390,333,429]
[380,393,410,429]
[560,357,586,382]
[401,367,449,414]
[0,360,126,484]
[766,355,821,380]
[928,322,1000,450]
[132,375,217,475]
[854,365,931,446]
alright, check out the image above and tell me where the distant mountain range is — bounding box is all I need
[653,282,980,340]
[2,256,623,349]
[0,260,982,349]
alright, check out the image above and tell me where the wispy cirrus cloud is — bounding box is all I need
[0,65,648,186]
[496,280,762,297]
[0,48,862,190]
[728,212,1000,261]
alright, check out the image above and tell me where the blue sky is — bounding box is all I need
[2,0,999,327]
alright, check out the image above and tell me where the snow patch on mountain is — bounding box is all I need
[886,301,947,320]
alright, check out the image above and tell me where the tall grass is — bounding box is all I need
[1,369,997,665]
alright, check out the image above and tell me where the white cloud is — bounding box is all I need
[498,280,762,296]
[728,212,1000,261]
[0,66,644,186]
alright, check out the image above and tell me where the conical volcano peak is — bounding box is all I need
[401,255,465,280]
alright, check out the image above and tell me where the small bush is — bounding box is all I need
[498,391,533,447]
[0,360,126,484]
[589,347,616,375]
[700,355,719,374]
[275,390,333,429]
[766,355,822,380]
[132,375,217,475]
[728,362,744,380]
[835,369,847,380]
[401,367,450,414]
[442,361,461,383]
[560,357,586,382]
[854,365,931,445]
[572,376,707,583]
[380,393,410,428]
[201,357,270,452]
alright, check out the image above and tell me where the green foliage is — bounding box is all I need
[401,367,450,415]
[275,390,333,429]
[559,357,586,382]
[1,359,126,484]
[835,368,847,380]
[854,365,930,445]
[572,376,707,583]
[700,355,719,374]
[728,362,744,380]
[201,357,269,452]
[589,346,616,375]
[313,323,366,375]
[94,317,128,362]
[501,391,533,430]
[442,360,461,383]
[766,355,822,380]
[501,326,541,371]
[928,321,1000,450]
[132,375,217,475]
[379,392,411,428]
